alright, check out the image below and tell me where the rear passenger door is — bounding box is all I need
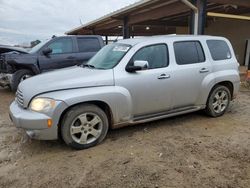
[75,37,102,64]
[171,40,212,108]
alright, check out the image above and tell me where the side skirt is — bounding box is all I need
[113,105,205,129]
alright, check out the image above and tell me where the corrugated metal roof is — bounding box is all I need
[65,0,250,36]
[65,0,164,34]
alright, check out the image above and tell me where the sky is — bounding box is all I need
[0,0,139,46]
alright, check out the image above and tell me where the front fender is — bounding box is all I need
[7,56,40,74]
[38,86,133,125]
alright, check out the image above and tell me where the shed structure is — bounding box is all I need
[66,0,250,67]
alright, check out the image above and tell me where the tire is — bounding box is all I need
[10,69,33,91]
[205,85,231,117]
[61,104,109,150]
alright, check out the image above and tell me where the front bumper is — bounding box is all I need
[0,73,12,87]
[9,101,58,140]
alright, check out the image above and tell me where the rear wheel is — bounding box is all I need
[10,69,33,91]
[205,85,231,117]
[61,104,109,150]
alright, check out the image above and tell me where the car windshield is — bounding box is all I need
[86,43,131,69]
[29,39,49,54]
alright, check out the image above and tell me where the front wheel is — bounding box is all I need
[10,69,33,91]
[205,85,231,117]
[61,104,109,150]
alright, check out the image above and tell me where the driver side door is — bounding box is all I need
[38,37,77,72]
[115,43,173,117]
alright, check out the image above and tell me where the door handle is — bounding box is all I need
[157,74,170,79]
[199,68,209,73]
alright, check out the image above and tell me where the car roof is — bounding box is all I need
[57,35,102,38]
[117,35,227,46]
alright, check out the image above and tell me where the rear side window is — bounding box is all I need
[207,40,231,61]
[77,38,101,52]
[174,41,205,65]
[132,44,169,69]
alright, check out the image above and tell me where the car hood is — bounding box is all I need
[0,46,28,55]
[3,52,37,66]
[18,66,114,107]
[3,51,31,59]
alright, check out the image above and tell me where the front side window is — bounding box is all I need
[132,44,169,69]
[87,43,131,69]
[77,38,101,52]
[207,40,232,61]
[174,41,205,65]
[47,38,73,54]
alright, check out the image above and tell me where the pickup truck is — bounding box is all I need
[0,35,104,91]
[0,45,28,54]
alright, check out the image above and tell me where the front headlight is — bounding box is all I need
[30,98,56,112]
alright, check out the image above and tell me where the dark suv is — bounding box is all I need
[0,35,104,91]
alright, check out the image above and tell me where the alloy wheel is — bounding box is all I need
[20,74,31,82]
[212,90,229,114]
[70,113,103,144]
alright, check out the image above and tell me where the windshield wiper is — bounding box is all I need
[81,64,96,69]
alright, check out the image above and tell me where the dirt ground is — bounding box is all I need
[0,87,250,188]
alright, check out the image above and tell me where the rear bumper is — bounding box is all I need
[233,80,240,99]
[9,101,58,140]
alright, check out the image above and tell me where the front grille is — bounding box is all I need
[0,55,7,71]
[16,89,24,107]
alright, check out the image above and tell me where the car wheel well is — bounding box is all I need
[217,81,233,98]
[58,101,113,140]
[209,81,234,100]
[13,65,33,73]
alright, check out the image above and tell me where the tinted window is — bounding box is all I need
[77,38,101,52]
[132,44,168,69]
[48,38,73,54]
[174,41,205,65]
[207,40,231,60]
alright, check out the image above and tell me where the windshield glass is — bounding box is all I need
[29,39,49,53]
[87,43,131,69]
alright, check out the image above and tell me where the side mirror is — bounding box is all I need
[126,60,149,72]
[42,47,52,55]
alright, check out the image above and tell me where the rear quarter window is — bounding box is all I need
[77,38,101,53]
[206,40,232,61]
[174,41,205,65]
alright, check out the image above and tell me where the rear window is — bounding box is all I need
[207,40,231,61]
[174,41,205,65]
[77,38,101,52]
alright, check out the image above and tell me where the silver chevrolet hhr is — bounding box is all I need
[9,35,240,149]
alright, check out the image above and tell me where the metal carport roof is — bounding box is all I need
[66,0,250,36]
